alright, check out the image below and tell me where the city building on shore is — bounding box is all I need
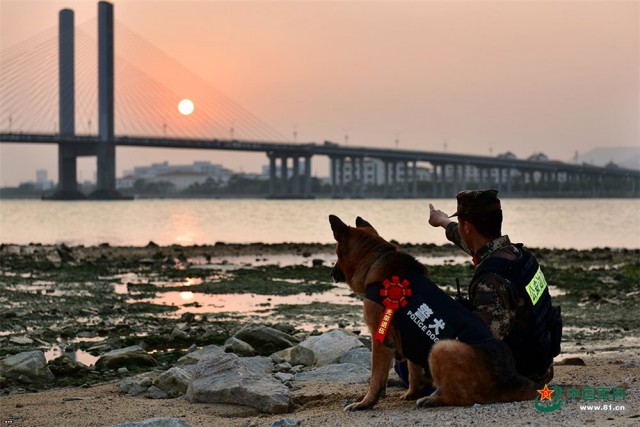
[117,161,234,192]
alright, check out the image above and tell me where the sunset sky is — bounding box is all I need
[0,0,638,186]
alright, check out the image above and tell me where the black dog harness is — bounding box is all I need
[365,272,494,368]
[472,245,562,378]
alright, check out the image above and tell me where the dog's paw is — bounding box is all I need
[401,390,422,400]
[416,395,441,408]
[343,400,374,411]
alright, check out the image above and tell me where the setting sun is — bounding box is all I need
[178,98,194,115]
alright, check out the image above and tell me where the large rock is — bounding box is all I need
[186,352,290,414]
[95,346,158,370]
[175,345,224,366]
[48,355,92,377]
[270,347,293,364]
[243,356,275,374]
[224,337,256,357]
[9,336,33,345]
[0,350,55,385]
[339,347,371,369]
[294,363,370,383]
[291,330,363,367]
[289,345,314,367]
[233,325,299,355]
[153,367,193,398]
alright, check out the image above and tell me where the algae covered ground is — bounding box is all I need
[1,242,639,390]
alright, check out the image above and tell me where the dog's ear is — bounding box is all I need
[355,216,373,228]
[356,216,379,236]
[329,215,349,240]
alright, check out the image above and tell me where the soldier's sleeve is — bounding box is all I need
[469,273,516,340]
[445,222,472,256]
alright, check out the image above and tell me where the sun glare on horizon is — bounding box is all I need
[178,99,195,115]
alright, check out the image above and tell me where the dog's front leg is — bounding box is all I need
[344,338,394,411]
[401,360,425,400]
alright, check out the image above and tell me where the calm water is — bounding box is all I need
[0,198,638,249]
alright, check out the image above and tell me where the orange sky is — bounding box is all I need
[0,0,638,186]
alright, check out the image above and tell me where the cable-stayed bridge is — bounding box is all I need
[1,1,638,199]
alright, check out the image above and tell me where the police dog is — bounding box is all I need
[329,215,536,410]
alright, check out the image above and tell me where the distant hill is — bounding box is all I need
[573,146,640,170]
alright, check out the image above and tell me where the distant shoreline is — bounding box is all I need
[2,193,640,200]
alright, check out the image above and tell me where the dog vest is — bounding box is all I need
[365,271,494,369]
[472,245,562,379]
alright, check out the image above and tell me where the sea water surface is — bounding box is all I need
[0,198,638,249]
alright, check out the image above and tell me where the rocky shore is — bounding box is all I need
[1,243,639,426]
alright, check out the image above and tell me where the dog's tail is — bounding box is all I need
[478,340,538,402]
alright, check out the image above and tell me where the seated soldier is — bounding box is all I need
[396,189,561,389]
[429,189,562,385]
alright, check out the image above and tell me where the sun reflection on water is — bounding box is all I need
[179,291,194,300]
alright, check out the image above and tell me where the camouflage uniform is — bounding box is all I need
[440,189,556,384]
[445,223,532,341]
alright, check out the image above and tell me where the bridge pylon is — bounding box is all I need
[48,2,127,200]
[89,1,128,200]
[49,8,85,200]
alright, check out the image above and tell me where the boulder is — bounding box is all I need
[294,363,370,383]
[0,350,55,385]
[48,355,92,377]
[224,337,256,357]
[242,356,274,374]
[233,325,299,355]
[291,330,363,367]
[153,367,193,398]
[289,345,314,367]
[270,347,293,364]
[339,347,371,369]
[175,345,224,366]
[187,352,290,414]
[95,346,158,370]
[9,336,33,345]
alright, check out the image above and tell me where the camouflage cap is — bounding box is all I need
[449,189,501,217]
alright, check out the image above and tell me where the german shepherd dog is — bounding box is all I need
[329,215,537,411]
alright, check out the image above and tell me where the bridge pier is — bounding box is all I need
[350,157,356,197]
[359,157,366,197]
[383,160,391,198]
[303,155,312,198]
[267,153,313,199]
[90,1,127,200]
[412,161,418,198]
[49,8,85,200]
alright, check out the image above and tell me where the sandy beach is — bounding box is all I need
[1,243,639,426]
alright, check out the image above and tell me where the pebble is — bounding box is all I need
[146,385,169,399]
[556,357,586,366]
[139,377,153,388]
[270,419,301,427]
[128,383,147,397]
[273,372,294,382]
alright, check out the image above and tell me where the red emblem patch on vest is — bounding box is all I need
[374,276,412,342]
